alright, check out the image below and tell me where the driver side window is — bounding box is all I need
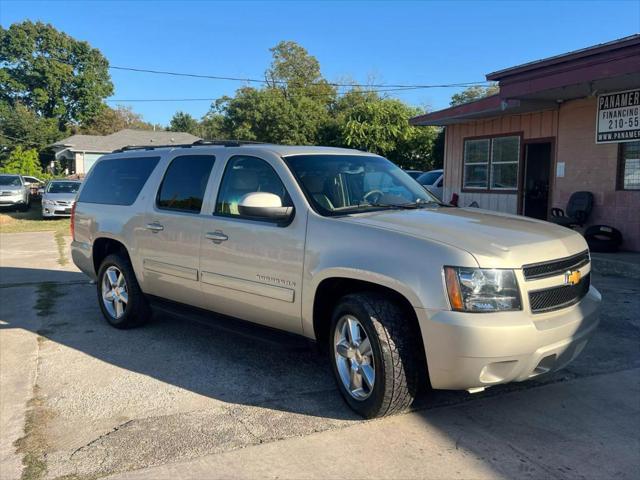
[215,155,292,217]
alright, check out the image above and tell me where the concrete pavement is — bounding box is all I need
[1,230,639,480]
[107,369,640,480]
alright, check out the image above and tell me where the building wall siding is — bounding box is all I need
[443,108,559,214]
[442,97,640,251]
[555,97,639,251]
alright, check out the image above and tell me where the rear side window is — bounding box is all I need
[157,155,215,213]
[79,156,160,205]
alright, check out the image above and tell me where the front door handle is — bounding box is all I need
[146,222,164,233]
[205,231,228,243]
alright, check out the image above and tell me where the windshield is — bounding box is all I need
[47,181,81,194]
[416,171,441,185]
[285,154,439,216]
[0,175,21,186]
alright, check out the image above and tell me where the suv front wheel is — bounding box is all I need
[329,293,420,418]
[97,254,150,328]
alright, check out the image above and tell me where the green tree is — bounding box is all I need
[209,41,335,145]
[449,84,499,106]
[0,21,114,128]
[81,105,156,135]
[0,102,62,153]
[336,95,438,169]
[168,111,200,135]
[0,145,43,176]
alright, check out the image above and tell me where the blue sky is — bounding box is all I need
[1,0,639,126]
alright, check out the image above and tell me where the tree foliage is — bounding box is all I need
[0,101,62,152]
[449,84,499,106]
[0,145,43,176]
[168,111,200,135]
[190,41,439,169]
[81,105,156,135]
[0,21,114,127]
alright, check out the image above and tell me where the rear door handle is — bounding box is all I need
[205,231,228,243]
[146,222,164,232]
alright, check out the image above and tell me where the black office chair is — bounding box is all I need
[550,191,594,228]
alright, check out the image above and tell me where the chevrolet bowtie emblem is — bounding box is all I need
[565,270,581,286]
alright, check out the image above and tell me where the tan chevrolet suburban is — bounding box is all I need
[71,141,601,418]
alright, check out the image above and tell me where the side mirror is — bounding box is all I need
[37,188,44,195]
[237,192,293,223]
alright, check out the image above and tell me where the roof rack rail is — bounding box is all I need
[192,139,266,146]
[112,139,266,153]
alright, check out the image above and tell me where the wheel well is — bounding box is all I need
[92,238,130,273]
[313,277,422,346]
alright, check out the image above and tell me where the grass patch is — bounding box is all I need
[14,387,54,480]
[0,200,70,236]
[35,282,66,317]
[54,230,69,266]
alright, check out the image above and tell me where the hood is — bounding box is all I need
[43,192,78,203]
[342,206,588,268]
[0,185,23,192]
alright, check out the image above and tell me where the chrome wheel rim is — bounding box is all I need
[334,315,375,400]
[101,266,128,319]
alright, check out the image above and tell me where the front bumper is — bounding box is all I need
[0,195,26,206]
[42,205,73,217]
[416,286,601,391]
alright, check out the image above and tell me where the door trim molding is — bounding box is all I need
[201,271,295,303]
[143,259,198,281]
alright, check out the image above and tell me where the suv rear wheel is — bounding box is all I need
[329,293,420,418]
[97,253,150,328]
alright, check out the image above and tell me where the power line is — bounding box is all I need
[108,64,491,90]
[105,86,429,103]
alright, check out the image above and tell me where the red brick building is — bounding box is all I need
[411,35,640,251]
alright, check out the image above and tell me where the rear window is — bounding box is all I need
[416,171,441,185]
[78,156,160,205]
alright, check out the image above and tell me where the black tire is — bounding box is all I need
[96,253,150,329]
[329,293,420,418]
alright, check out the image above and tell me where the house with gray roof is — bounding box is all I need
[50,129,201,175]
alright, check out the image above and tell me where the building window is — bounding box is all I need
[618,141,640,191]
[463,135,520,191]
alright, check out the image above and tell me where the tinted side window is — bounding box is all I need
[79,156,160,205]
[215,156,291,217]
[157,155,215,213]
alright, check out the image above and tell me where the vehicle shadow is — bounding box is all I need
[1,267,638,423]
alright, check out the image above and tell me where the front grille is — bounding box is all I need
[529,273,590,313]
[1,191,15,196]
[523,250,590,280]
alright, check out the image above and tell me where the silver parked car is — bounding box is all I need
[416,169,444,200]
[41,180,82,218]
[71,142,600,418]
[0,174,30,211]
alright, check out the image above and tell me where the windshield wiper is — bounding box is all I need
[368,200,439,210]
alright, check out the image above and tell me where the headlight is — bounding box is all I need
[42,199,55,205]
[444,267,521,312]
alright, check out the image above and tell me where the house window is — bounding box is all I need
[463,135,520,191]
[618,141,640,191]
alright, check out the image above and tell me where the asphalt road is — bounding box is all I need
[0,231,638,480]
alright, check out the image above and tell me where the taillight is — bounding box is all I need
[70,202,77,240]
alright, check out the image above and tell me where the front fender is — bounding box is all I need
[301,214,478,338]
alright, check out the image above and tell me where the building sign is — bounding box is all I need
[596,88,640,143]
